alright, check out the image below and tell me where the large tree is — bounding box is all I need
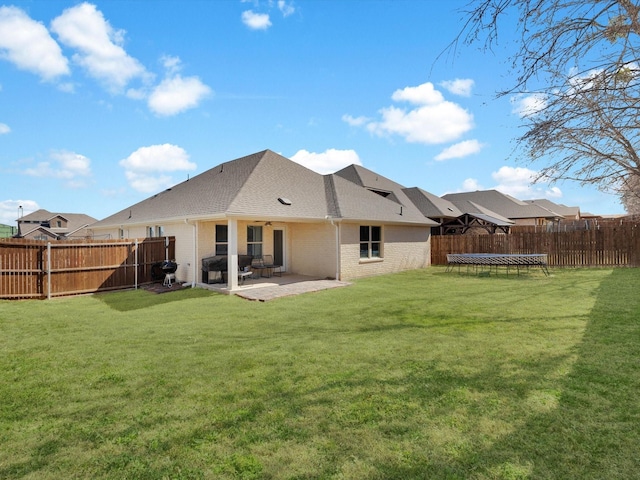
[451,0,640,206]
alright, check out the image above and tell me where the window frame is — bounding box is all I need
[247,225,263,258]
[359,225,383,260]
[215,224,228,256]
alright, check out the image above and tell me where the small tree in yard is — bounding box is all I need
[451,0,640,208]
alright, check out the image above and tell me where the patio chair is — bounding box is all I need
[262,254,282,277]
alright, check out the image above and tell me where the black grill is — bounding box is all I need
[150,261,178,283]
[201,255,253,283]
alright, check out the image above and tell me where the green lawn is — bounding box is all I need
[1,267,639,479]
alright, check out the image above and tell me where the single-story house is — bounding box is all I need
[17,209,97,240]
[89,150,438,290]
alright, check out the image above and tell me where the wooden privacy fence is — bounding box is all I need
[432,224,640,267]
[0,237,175,299]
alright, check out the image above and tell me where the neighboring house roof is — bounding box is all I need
[17,209,97,238]
[524,199,580,219]
[92,150,437,228]
[442,190,558,220]
[19,226,59,240]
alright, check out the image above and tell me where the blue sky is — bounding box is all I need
[0,0,626,227]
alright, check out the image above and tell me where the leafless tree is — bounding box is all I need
[620,172,640,213]
[449,0,640,207]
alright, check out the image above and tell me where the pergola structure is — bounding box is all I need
[438,213,513,235]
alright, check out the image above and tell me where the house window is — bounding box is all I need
[247,225,263,257]
[118,228,125,239]
[215,225,228,255]
[360,226,382,259]
[147,226,154,237]
[156,225,164,237]
[56,220,62,228]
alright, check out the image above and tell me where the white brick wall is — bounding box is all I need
[339,223,430,280]
[289,223,338,279]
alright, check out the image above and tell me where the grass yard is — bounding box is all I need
[1,267,639,479]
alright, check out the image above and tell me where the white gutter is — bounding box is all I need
[184,219,197,288]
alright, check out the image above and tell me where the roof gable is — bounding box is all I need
[327,174,436,224]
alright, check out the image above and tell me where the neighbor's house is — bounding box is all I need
[16,209,97,240]
[89,150,438,289]
[524,199,581,220]
[442,190,560,227]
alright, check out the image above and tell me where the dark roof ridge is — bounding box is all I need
[324,175,342,218]
[226,149,271,208]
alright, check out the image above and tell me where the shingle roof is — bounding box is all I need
[442,190,557,220]
[92,150,437,228]
[333,164,438,224]
[327,174,431,224]
[402,187,463,219]
[525,199,580,218]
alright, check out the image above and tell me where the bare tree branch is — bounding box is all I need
[450,0,640,209]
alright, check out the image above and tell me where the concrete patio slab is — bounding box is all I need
[198,274,351,301]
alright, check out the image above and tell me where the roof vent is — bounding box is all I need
[278,197,292,205]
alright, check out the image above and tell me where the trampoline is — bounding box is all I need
[446,253,549,276]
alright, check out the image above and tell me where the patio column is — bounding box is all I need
[227,218,239,290]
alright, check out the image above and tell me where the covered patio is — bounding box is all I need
[198,272,351,301]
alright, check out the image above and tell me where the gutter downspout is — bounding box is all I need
[185,219,197,288]
[326,216,340,281]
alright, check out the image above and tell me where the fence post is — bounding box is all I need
[135,239,139,290]
[47,242,51,300]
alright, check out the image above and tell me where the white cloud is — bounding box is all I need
[278,0,296,17]
[0,6,69,81]
[342,114,369,127]
[24,150,92,187]
[434,139,485,161]
[120,144,196,193]
[51,2,148,93]
[439,78,474,97]
[492,165,536,185]
[242,10,272,30]
[491,165,563,199]
[148,74,211,116]
[51,150,92,178]
[0,199,39,227]
[0,123,10,134]
[511,93,547,118]
[462,178,483,191]
[161,55,182,75]
[356,82,474,145]
[124,171,175,194]
[391,82,444,105]
[290,148,362,174]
